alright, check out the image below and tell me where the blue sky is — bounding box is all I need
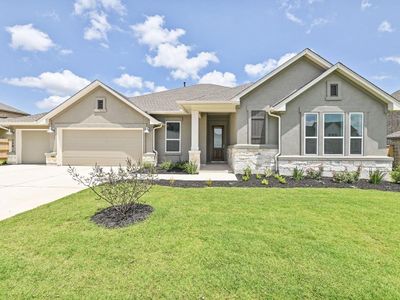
[1,0,399,114]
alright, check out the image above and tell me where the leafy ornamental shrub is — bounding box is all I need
[264,168,273,178]
[274,174,287,184]
[183,161,198,174]
[391,166,400,183]
[242,174,250,182]
[369,169,385,184]
[160,160,173,171]
[0,159,7,165]
[292,167,304,181]
[332,166,361,184]
[68,159,156,216]
[174,161,187,170]
[306,166,323,180]
[256,174,262,180]
[261,178,269,186]
[244,166,252,178]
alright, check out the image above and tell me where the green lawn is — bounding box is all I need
[1,187,400,299]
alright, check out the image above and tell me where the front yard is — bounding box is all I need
[1,187,399,299]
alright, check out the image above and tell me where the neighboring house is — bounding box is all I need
[388,90,400,166]
[0,102,28,139]
[1,49,400,178]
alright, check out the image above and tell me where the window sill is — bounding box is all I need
[325,96,342,101]
[94,109,107,113]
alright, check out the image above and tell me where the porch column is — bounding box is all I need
[189,110,201,171]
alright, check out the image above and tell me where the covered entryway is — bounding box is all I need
[21,130,50,164]
[61,129,143,166]
[207,114,230,163]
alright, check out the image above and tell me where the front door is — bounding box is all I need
[212,126,224,161]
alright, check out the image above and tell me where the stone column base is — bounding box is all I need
[7,154,17,164]
[142,152,156,166]
[188,150,201,171]
[45,152,57,165]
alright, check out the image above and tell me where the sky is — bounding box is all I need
[0,0,400,114]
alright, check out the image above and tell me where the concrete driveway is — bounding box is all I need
[0,165,89,221]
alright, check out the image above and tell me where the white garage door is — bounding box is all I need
[21,130,50,164]
[62,129,143,166]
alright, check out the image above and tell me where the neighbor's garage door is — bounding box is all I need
[21,130,50,164]
[62,129,143,166]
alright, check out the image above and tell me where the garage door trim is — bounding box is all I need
[56,127,144,166]
[16,128,48,164]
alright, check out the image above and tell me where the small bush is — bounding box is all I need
[242,174,250,182]
[206,179,212,187]
[256,174,262,180]
[183,161,198,174]
[174,161,187,170]
[0,159,7,165]
[261,178,269,186]
[391,166,400,183]
[306,166,323,180]
[274,174,287,184]
[369,169,385,184]
[333,167,361,184]
[244,166,252,178]
[292,167,304,181]
[264,168,273,178]
[160,160,173,171]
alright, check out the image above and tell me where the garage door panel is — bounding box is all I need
[62,130,143,166]
[21,131,50,164]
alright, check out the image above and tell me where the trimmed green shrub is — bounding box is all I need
[256,174,262,180]
[242,175,250,182]
[183,162,198,174]
[160,160,173,171]
[292,167,304,181]
[391,166,400,183]
[369,169,385,184]
[274,174,287,184]
[333,167,361,184]
[244,166,252,178]
[306,166,323,180]
[174,161,187,170]
[261,178,269,186]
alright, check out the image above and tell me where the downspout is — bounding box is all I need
[267,107,281,173]
[152,123,163,164]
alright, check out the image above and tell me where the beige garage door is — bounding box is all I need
[21,130,50,164]
[62,129,143,166]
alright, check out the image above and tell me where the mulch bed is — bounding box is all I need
[156,175,400,192]
[156,167,186,174]
[91,203,154,228]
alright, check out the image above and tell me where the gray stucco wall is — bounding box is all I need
[281,72,388,156]
[236,57,326,145]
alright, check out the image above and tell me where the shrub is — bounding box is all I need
[264,168,273,178]
[292,167,304,181]
[0,159,7,165]
[274,174,287,184]
[391,166,400,183]
[261,178,269,186]
[68,159,156,216]
[242,174,250,182]
[369,169,385,184]
[306,166,323,180]
[183,161,198,174]
[206,179,212,187]
[160,160,173,171]
[244,166,252,178]
[256,173,262,180]
[174,161,187,170]
[332,167,361,184]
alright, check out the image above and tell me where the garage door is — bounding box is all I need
[21,131,50,164]
[62,129,143,166]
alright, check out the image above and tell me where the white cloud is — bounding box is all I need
[371,75,391,80]
[132,15,219,80]
[131,15,185,50]
[198,71,237,87]
[244,52,297,77]
[153,86,167,92]
[59,49,73,55]
[99,0,126,15]
[3,70,90,96]
[381,56,400,65]
[361,0,372,10]
[84,11,111,41]
[36,95,69,109]
[113,73,143,89]
[74,0,125,15]
[378,20,394,33]
[74,0,96,15]
[5,24,55,52]
[306,17,329,34]
[285,11,304,25]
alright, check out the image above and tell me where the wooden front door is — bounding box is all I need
[212,126,224,161]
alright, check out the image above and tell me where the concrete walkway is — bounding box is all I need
[0,164,237,221]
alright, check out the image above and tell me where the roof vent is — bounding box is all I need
[183,81,186,87]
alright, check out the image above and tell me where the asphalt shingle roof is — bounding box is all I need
[0,113,46,124]
[0,102,28,115]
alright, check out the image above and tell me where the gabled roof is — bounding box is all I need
[39,80,161,124]
[272,63,400,111]
[392,90,400,101]
[231,48,333,101]
[130,83,251,113]
[0,113,46,125]
[0,102,28,115]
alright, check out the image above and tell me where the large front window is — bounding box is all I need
[304,113,318,155]
[350,113,363,155]
[323,113,344,155]
[251,110,266,144]
[165,121,181,152]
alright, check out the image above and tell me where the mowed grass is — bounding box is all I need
[1,187,400,299]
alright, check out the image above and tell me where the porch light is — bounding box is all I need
[47,126,54,133]
[144,126,150,134]
[6,129,12,135]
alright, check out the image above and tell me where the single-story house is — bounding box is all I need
[0,102,28,139]
[1,49,400,178]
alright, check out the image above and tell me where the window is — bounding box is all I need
[326,81,341,100]
[330,84,338,97]
[323,113,344,155]
[350,113,363,155]
[96,98,106,111]
[251,110,266,144]
[165,121,181,152]
[304,113,318,155]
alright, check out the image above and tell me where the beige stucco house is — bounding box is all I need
[0,102,28,139]
[1,49,399,178]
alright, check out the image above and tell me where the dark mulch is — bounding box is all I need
[156,167,186,174]
[156,175,400,192]
[91,203,154,228]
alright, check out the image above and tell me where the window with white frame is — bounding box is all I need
[165,121,181,152]
[350,113,363,155]
[323,113,344,155]
[304,113,318,155]
[251,110,266,144]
